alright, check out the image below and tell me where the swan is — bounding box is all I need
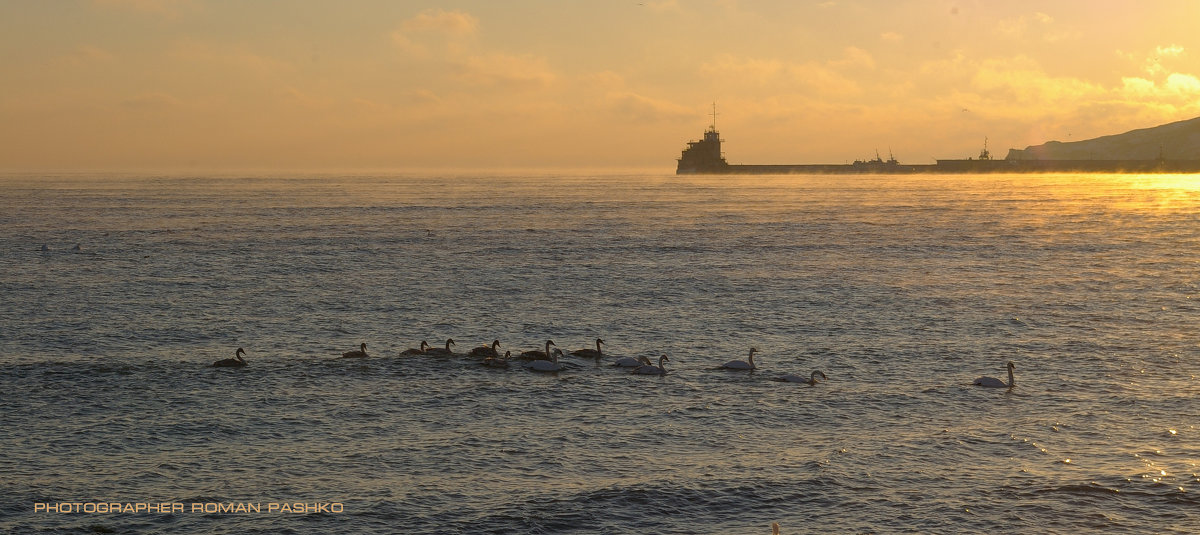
[212,347,247,367]
[612,355,652,367]
[482,350,511,368]
[424,338,456,356]
[570,338,604,358]
[722,347,759,370]
[341,343,368,358]
[973,361,1015,388]
[518,340,556,361]
[468,339,501,358]
[632,355,669,375]
[526,348,564,372]
[774,370,828,385]
[399,340,429,356]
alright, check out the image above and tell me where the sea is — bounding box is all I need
[1,171,1198,534]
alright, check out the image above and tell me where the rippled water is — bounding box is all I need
[2,172,1199,534]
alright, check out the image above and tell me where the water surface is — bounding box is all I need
[2,172,1198,534]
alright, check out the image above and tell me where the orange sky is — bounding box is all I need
[2,0,1199,171]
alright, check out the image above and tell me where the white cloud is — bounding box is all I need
[1156,44,1185,57]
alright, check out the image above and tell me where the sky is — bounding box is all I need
[2,0,1200,171]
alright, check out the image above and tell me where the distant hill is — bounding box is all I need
[1005,116,1200,160]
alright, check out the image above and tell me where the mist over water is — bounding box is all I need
[2,172,1198,534]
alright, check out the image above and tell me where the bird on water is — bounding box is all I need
[722,347,759,370]
[213,347,248,367]
[973,361,1015,388]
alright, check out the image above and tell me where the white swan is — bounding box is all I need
[482,350,511,368]
[399,340,429,356]
[570,338,604,358]
[526,348,564,372]
[612,355,652,368]
[518,340,555,361]
[212,347,247,367]
[632,355,669,375]
[425,338,456,356]
[973,361,1015,388]
[341,343,368,358]
[722,347,759,370]
[774,370,827,385]
[468,339,501,358]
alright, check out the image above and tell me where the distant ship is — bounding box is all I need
[676,111,1200,174]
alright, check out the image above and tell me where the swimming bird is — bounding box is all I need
[721,347,759,370]
[518,340,556,361]
[774,370,828,385]
[468,339,501,358]
[570,338,604,359]
[526,348,564,372]
[212,347,247,367]
[399,340,429,356]
[341,343,368,358]
[424,338,456,356]
[632,355,669,375]
[482,350,511,368]
[612,355,652,367]
[973,361,1015,388]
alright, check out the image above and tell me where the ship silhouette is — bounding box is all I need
[677,109,1200,174]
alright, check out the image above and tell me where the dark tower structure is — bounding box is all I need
[676,104,730,174]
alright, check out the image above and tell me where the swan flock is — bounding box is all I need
[208,337,1018,390]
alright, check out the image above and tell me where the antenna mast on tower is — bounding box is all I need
[710,102,718,132]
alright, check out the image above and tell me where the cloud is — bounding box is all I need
[390,32,427,57]
[400,8,478,36]
[701,53,863,96]
[971,56,1105,105]
[1123,73,1200,99]
[457,52,556,88]
[607,92,693,123]
[994,11,1077,43]
[880,31,903,42]
[831,47,875,70]
[1156,44,1185,57]
[392,9,479,58]
[1166,73,1200,94]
